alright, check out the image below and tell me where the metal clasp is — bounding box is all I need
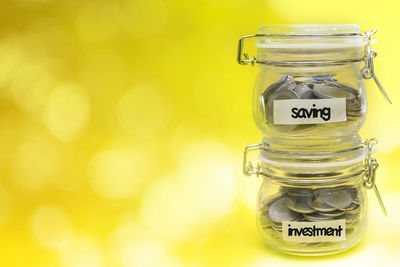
[243,143,263,176]
[237,34,258,65]
[361,30,392,104]
[363,138,388,216]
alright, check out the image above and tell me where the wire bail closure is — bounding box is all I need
[362,138,388,216]
[243,143,263,177]
[237,30,392,104]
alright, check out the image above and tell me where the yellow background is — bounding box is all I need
[0,0,399,266]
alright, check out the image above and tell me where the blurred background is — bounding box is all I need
[0,0,399,266]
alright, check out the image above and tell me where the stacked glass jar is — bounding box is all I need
[238,25,389,256]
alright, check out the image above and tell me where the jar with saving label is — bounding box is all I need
[237,24,391,151]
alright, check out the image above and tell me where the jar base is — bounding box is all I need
[262,235,363,256]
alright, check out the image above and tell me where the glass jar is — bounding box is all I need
[238,25,391,151]
[242,139,385,256]
[256,144,368,256]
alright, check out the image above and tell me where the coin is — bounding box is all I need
[260,75,292,121]
[309,74,336,81]
[340,202,359,212]
[261,76,292,102]
[287,197,315,214]
[267,89,300,131]
[313,84,356,101]
[344,213,360,223]
[325,81,359,96]
[283,82,297,92]
[259,94,267,121]
[317,209,345,217]
[268,197,299,222]
[310,197,337,212]
[291,124,316,132]
[303,212,334,222]
[320,190,352,209]
[301,89,317,99]
[349,188,364,205]
[346,204,361,215]
[294,83,313,97]
[287,188,314,197]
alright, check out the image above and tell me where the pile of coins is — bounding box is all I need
[259,75,363,131]
[259,186,364,243]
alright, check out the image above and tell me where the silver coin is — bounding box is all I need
[259,94,267,121]
[320,190,352,209]
[346,205,361,215]
[347,104,362,109]
[261,225,273,231]
[268,197,298,222]
[347,102,362,109]
[345,219,360,228]
[347,107,362,113]
[260,76,292,121]
[340,202,358,211]
[325,81,359,95]
[283,83,297,91]
[287,197,314,214]
[313,84,356,101]
[310,197,336,212]
[291,124,316,132]
[287,188,314,197]
[301,89,317,99]
[294,83,312,97]
[347,228,356,235]
[261,75,292,101]
[304,212,334,222]
[347,114,361,119]
[347,110,362,115]
[347,114,362,119]
[267,89,300,131]
[309,74,336,81]
[317,209,345,217]
[349,189,364,205]
[347,109,362,115]
[268,89,300,106]
[304,80,325,85]
[344,213,360,224]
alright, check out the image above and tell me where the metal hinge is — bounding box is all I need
[362,138,388,216]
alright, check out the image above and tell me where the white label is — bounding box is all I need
[282,219,346,243]
[273,98,346,125]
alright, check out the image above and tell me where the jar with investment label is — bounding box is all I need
[243,139,383,256]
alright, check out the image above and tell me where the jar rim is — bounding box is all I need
[259,145,370,168]
[256,24,374,49]
[258,24,360,35]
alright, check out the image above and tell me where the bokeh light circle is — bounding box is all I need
[12,136,60,191]
[31,205,73,250]
[59,237,102,267]
[116,83,172,137]
[44,83,90,142]
[88,148,149,199]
